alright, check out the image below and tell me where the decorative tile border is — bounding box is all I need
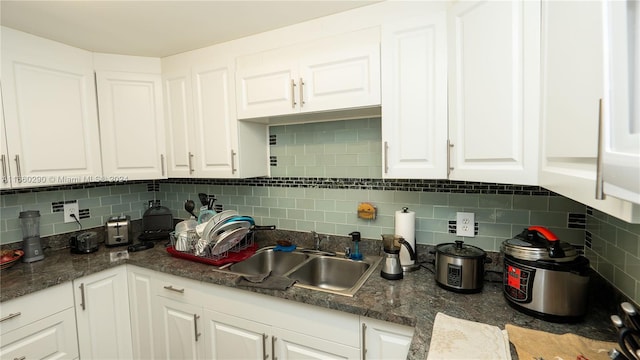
[1,178,560,196]
[0,180,153,196]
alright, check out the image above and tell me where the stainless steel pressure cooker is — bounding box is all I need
[501,226,590,323]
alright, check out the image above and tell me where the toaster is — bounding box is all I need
[106,215,131,247]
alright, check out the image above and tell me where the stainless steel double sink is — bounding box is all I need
[217,247,382,297]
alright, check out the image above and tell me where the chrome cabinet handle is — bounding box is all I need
[79,283,86,310]
[14,155,21,181]
[188,152,194,174]
[272,336,277,360]
[299,78,305,108]
[160,154,166,176]
[447,140,454,176]
[384,141,389,174]
[194,314,201,341]
[596,98,605,200]
[163,285,185,293]
[231,150,237,174]
[362,323,367,360]
[1,154,7,183]
[291,79,297,108]
[262,334,268,360]
[0,312,21,322]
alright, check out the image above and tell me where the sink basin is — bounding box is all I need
[287,255,381,296]
[228,249,308,276]
[220,247,381,297]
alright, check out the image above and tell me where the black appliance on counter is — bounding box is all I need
[501,226,590,323]
[138,205,174,241]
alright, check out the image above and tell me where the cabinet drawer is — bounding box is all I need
[154,272,203,304]
[0,307,79,360]
[0,283,74,335]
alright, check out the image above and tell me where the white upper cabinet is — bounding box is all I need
[602,0,640,205]
[95,54,166,180]
[235,27,381,120]
[1,88,12,190]
[447,1,540,185]
[381,11,448,179]
[1,27,102,188]
[162,46,268,179]
[539,0,640,223]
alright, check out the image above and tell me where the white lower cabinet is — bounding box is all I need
[203,308,361,360]
[155,296,204,359]
[274,327,360,360]
[0,283,78,360]
[2,266,414,360]
[203,309,269,360]
[143,268,410,360]
[74,266,133,360]
[128,265,157,359]
[361,317,414,360]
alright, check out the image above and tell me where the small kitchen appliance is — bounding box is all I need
[106,215,132,247]
[380,234,416,280]
[433,240,488,293]
[69,231,99,254]
[139,205,174,241]
[501,226,590,323]
[19,210,44,263]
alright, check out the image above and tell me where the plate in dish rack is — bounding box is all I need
[210,227,250,255]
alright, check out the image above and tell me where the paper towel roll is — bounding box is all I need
[395,208,416,266]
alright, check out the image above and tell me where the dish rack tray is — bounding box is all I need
[167,231,257,266]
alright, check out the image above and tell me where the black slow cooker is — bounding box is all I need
[501,226,590,323]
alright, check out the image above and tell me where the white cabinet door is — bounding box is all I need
[274,327,360,360]
[163,69,194,178]
[155,296,204,360]
[96,70,166,180]
[0,308,79,360]
[0,87,12,190]
[235,28,381,120]
[128,266,158,359]
[1,27,102,188]
[163,49,268,179]
[203,309,270,360]
[361,318,414,360]
[447,1,540,185]
[381,12,448,179]
[191,61,240,178]
[298,28,381,114]
[602,0,640,205]
[539,0,640,223]
[74,266,133,360]
[236,49,298,119]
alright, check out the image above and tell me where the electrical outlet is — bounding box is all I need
[456,212,475,237]
[63,202,79,223]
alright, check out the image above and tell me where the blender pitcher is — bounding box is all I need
[380,234,416,280]
[19,210,44,262]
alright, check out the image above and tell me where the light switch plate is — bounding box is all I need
[456,212,475,237]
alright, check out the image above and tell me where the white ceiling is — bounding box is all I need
[1,1,379,58]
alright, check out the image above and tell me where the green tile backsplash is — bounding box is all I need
[1,119,638,303]
[269,118,382,178]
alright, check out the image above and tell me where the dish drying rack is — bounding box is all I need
[167,230,258,266]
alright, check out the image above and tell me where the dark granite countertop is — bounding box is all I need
[0,239,619,360]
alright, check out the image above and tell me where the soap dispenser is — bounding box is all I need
[349,231,363,260]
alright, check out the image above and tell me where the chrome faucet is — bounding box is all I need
[312,231,321,250]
